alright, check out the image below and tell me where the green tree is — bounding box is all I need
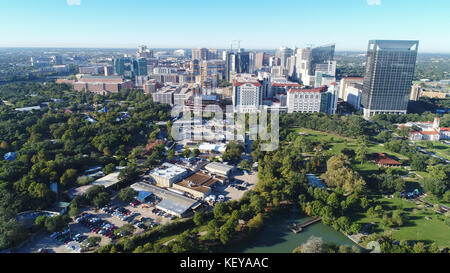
[213,202,228,219]
[182,149,191,158]
[443,191,450,203]
[0,214,27,250]
[428,243,441,253]
[167,149,175,160]
[93,192,110,208]
[118,188,138,203]
[84,236,101,247]
[44,215,69,232]
[222,141,244,163]
[116,224,136,236]
[68,204,80,217]
[412,242,426,253]
[119,164,140,184]
[192,149,200,157]
[60,169,78,189]
[326,193,340,209]
[193,212,205,226]
[355,143,369,164]
[411,155,427,172]
[103,163,116,175]
[34,215,48,228]
[247,213,264,230]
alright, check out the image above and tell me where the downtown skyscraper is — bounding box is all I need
[361,40,419,119]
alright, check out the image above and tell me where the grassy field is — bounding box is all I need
[355,196,450,248]
[415,141,450,161]
[423,194,450,206]
[291,128,409,160]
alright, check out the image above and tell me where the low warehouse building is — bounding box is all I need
[172,171,220,199]
[204,162,235,177]
[91,171,121,188]
[131,182,199,218]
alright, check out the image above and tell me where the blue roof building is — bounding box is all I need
[4,152,16,162]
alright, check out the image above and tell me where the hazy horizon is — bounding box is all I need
[1,0,450,53]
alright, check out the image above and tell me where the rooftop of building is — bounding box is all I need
[411,130,440,136]
[342,77,364,80]
[205,162,235,173]
[150,163,187,179]
[373,153,402,166]
[131,182,199,215]
[233,79,262,87]
[271,82,303,87]
[175,171,219,193]
[91,171,121,188]
[198,142,227,153]
[288,86,327,93]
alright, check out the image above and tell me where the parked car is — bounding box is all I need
[50,232,61,239]
[130,201,140,207]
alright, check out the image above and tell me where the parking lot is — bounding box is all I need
[16,195,178,253]
[16,231,75,253]
[107,196,175,226]
[212,170,258,201]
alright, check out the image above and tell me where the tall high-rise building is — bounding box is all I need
[137,45,154,58]
[113,57,125,75]
[311,44,335,75]
[207,49,219,60]
[280,46,294,70]
[361,40,419,119]
[190,59,201,81]
[133,58,148,76]
[254,52,270,70]
[192,48,209,61]
[224,49,251,81]
[410,84,422,101]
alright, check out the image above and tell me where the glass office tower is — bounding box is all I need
[113,57,125,75]
[361,40,419,119]
[311,44,335,75]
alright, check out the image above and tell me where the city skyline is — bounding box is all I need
[0,0,449,53]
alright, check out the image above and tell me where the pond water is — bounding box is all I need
[227,207,359,253]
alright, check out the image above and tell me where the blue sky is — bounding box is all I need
[0,0,449,52]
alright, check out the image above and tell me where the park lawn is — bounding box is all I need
[366,144,409,161]
[415,171,432,180]
[351,162,382,178]
[356,196,450,248]
[416,141,450,161]
[422,194,450,206]
[292,128,409,160]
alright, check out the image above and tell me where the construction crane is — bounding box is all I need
[233,40,243,51]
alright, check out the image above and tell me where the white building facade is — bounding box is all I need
[232,79,263,113]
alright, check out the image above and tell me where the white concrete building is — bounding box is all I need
[401,118,450,141]
[339,77,364,100]
[287,86,326,113]
[149,163,188,188]
[204,162,235,177]
[232,77,263,113]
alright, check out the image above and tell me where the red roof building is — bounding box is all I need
[373,153,402,167]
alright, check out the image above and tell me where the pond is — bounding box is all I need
[227,207,359,253]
